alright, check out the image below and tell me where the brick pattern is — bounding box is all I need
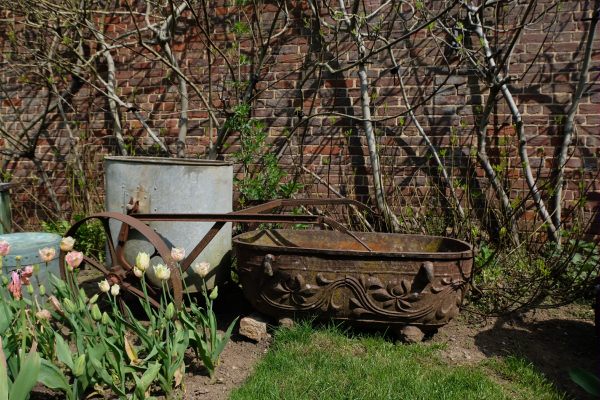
[0,0,598,234]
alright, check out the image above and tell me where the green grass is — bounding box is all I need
[231,323,565,400]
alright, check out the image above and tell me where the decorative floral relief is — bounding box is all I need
[257,268,468,325]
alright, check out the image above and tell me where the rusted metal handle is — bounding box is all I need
[421,261,435,283]
[263,254,275,277]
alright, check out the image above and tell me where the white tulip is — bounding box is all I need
[191,261,210,278]
[135,252,150,271]
[98,279,110,293]
[153,263,171,281]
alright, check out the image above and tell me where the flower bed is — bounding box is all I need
[0,238,236,399]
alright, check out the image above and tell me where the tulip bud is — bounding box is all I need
[209,286,218,300]
[63,298,77,314]
[33,264,40,274]
[101,312,111,325]
[165,302,175,320]
[73,354,86,377]
[91,304,102,321]
[27,284,34,295]
[89,294,99,304]
[39,284,46,296]
[175,320,184,331]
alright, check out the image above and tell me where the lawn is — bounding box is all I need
[231,323,564,400]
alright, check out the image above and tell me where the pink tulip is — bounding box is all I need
[65,251,84,269]
[171,247,185,262]
[8,271,21,300]
[20,266,34,285]
[0,240,10,256]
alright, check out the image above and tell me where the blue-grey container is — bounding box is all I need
[0,183,11,234]
[104,156,233,292]
[0,232,61,296]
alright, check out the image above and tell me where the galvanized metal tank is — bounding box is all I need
[104,156,233,291]
[0,232,61,296]
[0,183,11,234]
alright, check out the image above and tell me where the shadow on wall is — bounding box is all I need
[473,314,597,399]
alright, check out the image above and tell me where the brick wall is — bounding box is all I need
[0,0,598,235]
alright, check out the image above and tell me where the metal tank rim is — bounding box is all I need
[104,156,233,167]
[233,229,474,260]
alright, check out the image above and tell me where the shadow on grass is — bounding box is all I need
[474,315,597,400]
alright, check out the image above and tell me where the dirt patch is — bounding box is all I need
[182,336,270,400]
[431,304,597,399]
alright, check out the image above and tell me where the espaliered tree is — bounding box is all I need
[303,0,598,244]
[300,0,599,312]
[0,0,290,219]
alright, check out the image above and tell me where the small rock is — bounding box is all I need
[278,317,295,328]
[239,313,270,342]
[396,325,425,343]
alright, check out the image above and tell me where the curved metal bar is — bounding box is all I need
[60,212,183,308]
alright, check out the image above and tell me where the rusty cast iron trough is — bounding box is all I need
[234,228,473,333]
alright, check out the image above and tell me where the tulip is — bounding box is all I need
[98,279,110,293]
[65,251,84,269]
[191,261,210,278]
[110,284,120,296]
[0,240,10,256]
[135,252,150,271]
[133,266,144,278]
[20,266,34,285]
[39,284,46,296]
[7,271,21,300]
[38,247,56,263]
[60,236,75,252]
[153,264,171,281]
[101,312,111,325]
[89,293,99,304]
[171,247,185,262]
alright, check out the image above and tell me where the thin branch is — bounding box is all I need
[553,3,599,235]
